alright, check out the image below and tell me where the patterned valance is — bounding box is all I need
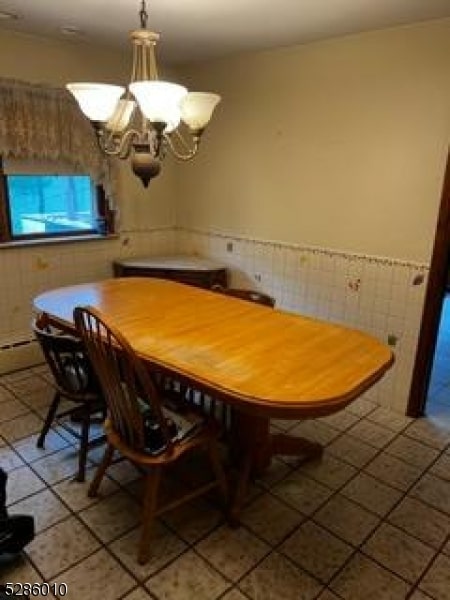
[0,78,117,203]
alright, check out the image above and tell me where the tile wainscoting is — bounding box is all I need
[0,225,429,414]
[0,227,176,365]
[175,228,429,415]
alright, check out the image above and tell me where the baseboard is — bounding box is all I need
[0,339,43,375]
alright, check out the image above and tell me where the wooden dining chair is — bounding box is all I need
[73,305,229,565]
[32,313,105,482]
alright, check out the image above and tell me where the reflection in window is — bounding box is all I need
[7,175,97,237]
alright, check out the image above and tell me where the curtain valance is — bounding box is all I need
[0,78,117,202]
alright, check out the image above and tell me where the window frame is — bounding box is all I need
[0,158,111,244]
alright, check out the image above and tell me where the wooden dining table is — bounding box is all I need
[34,277,394,517]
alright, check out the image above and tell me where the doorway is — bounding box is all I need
[408,150,450,417]
[424,289,450,417]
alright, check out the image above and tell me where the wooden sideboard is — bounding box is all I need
[113,255,228,290]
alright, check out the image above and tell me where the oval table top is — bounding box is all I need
[34,277,394,418]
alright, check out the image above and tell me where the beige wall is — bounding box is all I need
[177,19,450,263]
[0,29,177,229]
[0,29,177,363]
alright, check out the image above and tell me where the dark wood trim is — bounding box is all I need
[408,149,450,417]
[0,158,12,243]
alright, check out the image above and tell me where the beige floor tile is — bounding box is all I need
[2,370,36,384]
[5,374,50,395]
[52,467,119,512]
[0,554,43,583]
[0,446,25,472]
[104,458,141,485]
[9,488,70,533]
[13,429,71,463]
[254,457,291,488]
[240,493,304,545]
[221,590,248,600]
[239,551,323,600]
[162,497,224,544]
[299,453,357,490]
[0,412,43,443]
[271,418,298,432]
[317,410,360,432]
[196,524,270,581]
[366,407,412,432]
[430,452,450,482]
[79,490,140,543]
[363,522,435,583]
[20,383,55,410]
[280,520,353,583]
[411,474,450,515]
[386,436,440,470]
[109,522,187,581]
[330,553,410,599]
[347,420,397,449]
[419,554,450,600]
[31,447,82,485]
[0,399,30,423]
[340,472,402,516]
[146,550,230,600]
[27,516,101,579]
[387,497,450,549]
[408,590,433,599]
[272,472,332,515]
[56,548,135,600]
[345,398,377,418]
[289,420,341,446]
[314,495,380,547]
[317,591,341,599]
[6,465,46,505]
[364,452,423,491]
[0,385,15,403]
[122,589,152,600]
[405,416,450,450]
[327,434,378,468]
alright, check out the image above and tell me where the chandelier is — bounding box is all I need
[66,0,221,187]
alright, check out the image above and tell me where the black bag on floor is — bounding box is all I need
[0,468,35,556]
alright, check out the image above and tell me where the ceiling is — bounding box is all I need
[0,0,449,64]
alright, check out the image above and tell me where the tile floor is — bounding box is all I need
[1,365,450,599]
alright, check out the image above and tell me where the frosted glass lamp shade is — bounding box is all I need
[129,81,187,126]
[106,99,136,132]
[180,92,221,131]
[66,83,125,122]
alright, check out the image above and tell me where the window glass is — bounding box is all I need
[6,174,98,237]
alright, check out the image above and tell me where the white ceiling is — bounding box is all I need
[0,0,449,63]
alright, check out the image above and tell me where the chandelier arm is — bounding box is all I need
[164,130,201,161]
[97,127,141,157]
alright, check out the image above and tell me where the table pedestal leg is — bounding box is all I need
[230,412,323,521]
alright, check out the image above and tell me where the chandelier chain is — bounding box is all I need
[139,0,148,29]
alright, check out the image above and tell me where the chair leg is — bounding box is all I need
[138,466,162,565]
[208,441,229,506]
[75,406,91,483]
[88,443,114,498]
[37,392,61,448]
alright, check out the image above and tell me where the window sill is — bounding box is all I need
[0,233,119,250]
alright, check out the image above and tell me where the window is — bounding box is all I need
[0,159,110,243]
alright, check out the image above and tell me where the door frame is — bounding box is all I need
[408,150,450,417]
